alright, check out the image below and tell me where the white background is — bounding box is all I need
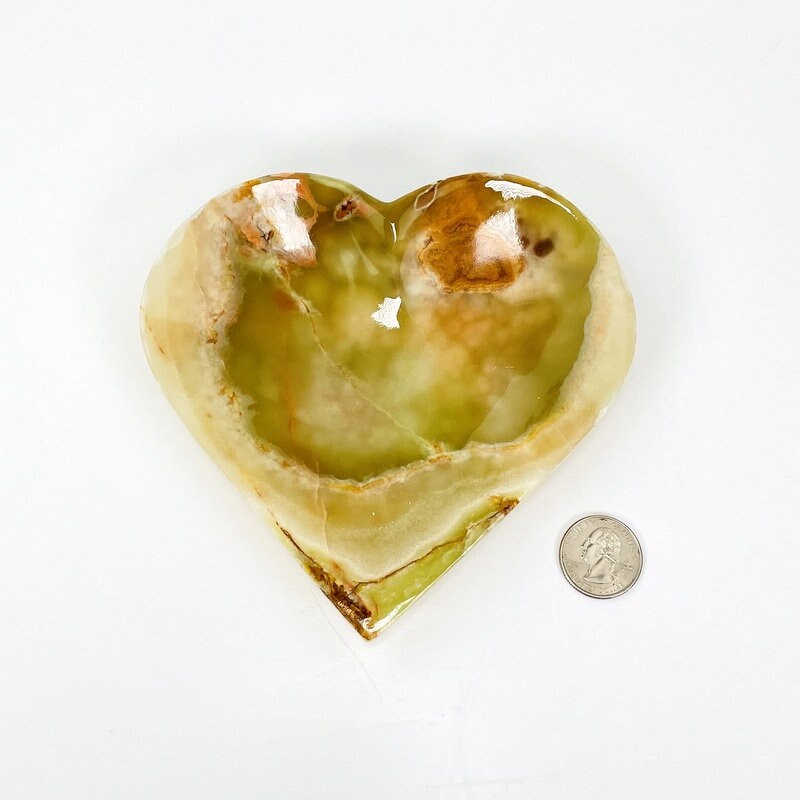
[2,1,799,797]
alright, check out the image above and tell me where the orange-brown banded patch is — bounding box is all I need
[231,179,261,202]
[413,181,526,292]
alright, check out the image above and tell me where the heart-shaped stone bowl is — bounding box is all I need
[141,172,635,638]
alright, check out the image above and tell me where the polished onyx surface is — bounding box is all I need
[141,173,635,637]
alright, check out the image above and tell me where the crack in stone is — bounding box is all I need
[268,492,518,640]
[352,497,519,588]
[278,276,439,460]
[351,536,467,590]
[310,453,330,555]
[349,231,381,277]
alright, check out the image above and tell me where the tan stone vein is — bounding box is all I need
[351,498,518,588]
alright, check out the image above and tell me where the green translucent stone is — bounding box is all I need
[141,173,635,638]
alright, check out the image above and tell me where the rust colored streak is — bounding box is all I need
[276,523,375,639]
[490,495,520,515]
[333,196,358,221]
[273,288,297,312]
[231,179,261,202]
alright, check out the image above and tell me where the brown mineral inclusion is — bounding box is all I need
[141,173,635,638]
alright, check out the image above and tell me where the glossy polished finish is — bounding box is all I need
[141,173,636,638]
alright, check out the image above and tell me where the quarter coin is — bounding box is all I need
[559,515,642,598]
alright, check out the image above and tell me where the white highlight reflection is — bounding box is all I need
[252,179,314,257]
[485,179,576,218]
[371,297,402,329]
[474,209,523,265]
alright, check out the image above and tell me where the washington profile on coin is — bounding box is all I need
[559,515,642,598]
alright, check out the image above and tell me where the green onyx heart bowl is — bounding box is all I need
[141,172,635,638]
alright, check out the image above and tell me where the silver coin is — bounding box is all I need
[559,515,642,598]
